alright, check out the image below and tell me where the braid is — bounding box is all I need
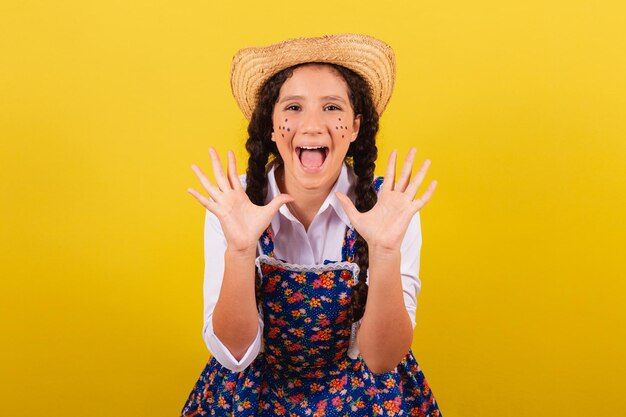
[348,124,378,323]
[244,73,287,206]
[245,68,292,306]
[330,65,380,323]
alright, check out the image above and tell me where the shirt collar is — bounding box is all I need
[265,162,355,237]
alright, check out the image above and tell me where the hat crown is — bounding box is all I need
[230,33,396,120]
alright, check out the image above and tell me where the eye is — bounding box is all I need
[285,104,301,111]
[324,105,341,111]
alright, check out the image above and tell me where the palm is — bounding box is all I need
[336,148,437,250]
[188,148,293,253]
[208,189,279,252]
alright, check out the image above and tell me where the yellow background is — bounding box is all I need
[1,1,625,415]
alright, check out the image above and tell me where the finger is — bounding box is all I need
[191,164,222,201]
[265,193,295,215]
[382,150,397,191]
[187,187,218,212]
[335,192,361,225]
[405,159,431,199]
[227,150,244,191]
[411,180,437,211]
[208,147,231,192]
[396,148,417,192]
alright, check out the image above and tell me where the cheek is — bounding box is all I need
[333,118,350,139]
[276,119,293,139]
[331,127,347,140]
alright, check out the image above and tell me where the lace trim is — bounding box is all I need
[255,255,361,277]
[255,255,362,357]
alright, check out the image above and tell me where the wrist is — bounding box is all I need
[225,245,257,261]
[368,243,401,260]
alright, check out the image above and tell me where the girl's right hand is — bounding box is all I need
[187,147,294,254]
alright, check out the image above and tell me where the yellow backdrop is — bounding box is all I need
[2,1,625,416]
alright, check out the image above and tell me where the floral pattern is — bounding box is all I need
[181,177,441,416]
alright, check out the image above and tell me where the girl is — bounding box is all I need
[183,34,441,416]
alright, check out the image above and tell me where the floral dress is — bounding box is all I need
[181,178,441,417]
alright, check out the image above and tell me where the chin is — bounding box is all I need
[298,169,342,192]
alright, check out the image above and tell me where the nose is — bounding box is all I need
[300,109,325,135]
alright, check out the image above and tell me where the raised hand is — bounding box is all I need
[335,148,437,251]
[187,147,294,254]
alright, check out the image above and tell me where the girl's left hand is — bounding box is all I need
[335,148,437,251]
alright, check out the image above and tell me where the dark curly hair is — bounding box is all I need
[245,62,380,323]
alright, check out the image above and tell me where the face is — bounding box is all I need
[271,64,361,193]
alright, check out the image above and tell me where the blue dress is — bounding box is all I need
[181,179,441,416]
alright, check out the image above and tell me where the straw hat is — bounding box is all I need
[230,33,396,120]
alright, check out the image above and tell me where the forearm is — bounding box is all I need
[212,247,259,361]
[357,246,413,374]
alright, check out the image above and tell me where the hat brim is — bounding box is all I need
[230,33,396,120]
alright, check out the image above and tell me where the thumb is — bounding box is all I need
[265,193,295,214]
[335,192,360,224]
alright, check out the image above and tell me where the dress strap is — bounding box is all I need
[340,226,357,263]
[372,175,384,193]
[259,227,275,257]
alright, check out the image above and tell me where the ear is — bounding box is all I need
[351,114,362,142]
[271,129,276,142]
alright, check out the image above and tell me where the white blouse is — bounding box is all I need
[202,162,423,372]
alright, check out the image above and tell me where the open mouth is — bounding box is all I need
[296,146,329,171]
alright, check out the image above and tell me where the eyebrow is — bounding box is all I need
[278,95,347,103]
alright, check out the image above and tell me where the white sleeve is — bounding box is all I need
[399,211,423,329]
[202,208,263,372]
